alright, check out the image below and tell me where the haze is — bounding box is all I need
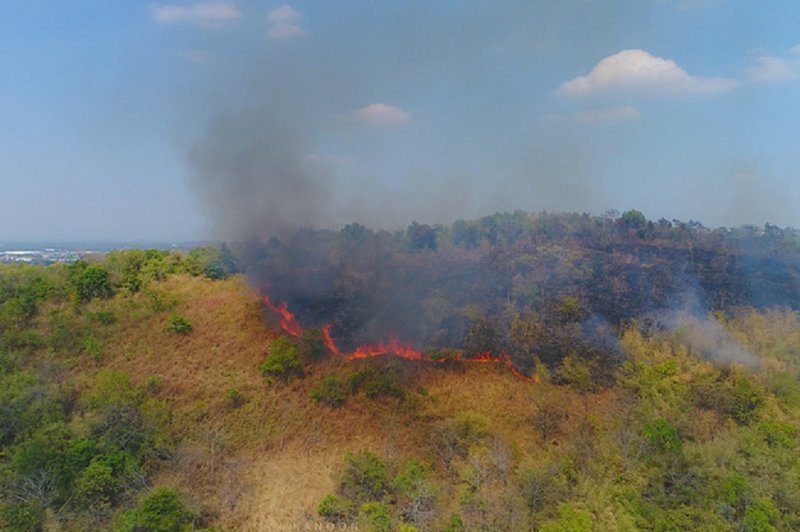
[1,1,799,242]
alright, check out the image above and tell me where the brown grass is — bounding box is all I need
[77,274,624,529]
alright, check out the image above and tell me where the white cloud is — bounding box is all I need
[744,45,800,84]
[545,106,641,124]
[557,49,737,97]
[151,2,240,27]
[267,5,304,39]
[349,103,411,126]
[745,55,798,83]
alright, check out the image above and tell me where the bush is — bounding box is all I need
[71,262,113,302]
[726,376,764,426]
[644,419,682,454]
[444,513,465,531]
[298,327,328,364]
[119,486,191,532]
[359,502,393,532]
[187,245,239,280]
[90,310,117,326]
[261,336,304,382]
[519,464,568,516]
[532,402,567,441]
[0,502,43,532]
[346,363,406,400]
[310,375,347,407]
[166,315,192,335]
[225,387,244,409]
[81,335,102,360]
[540,503,593,532]
[341,452,391,503]
[428,412,490,473]
[393,460,438,526]
[318,494,354,524]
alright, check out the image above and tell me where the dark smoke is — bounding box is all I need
[184,2,649,241]
[189,105,331,240]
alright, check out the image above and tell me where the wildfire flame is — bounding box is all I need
[266,297,531,381]
[262,296,302,337]
[322,325,424,361]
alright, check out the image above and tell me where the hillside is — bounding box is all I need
[2,215,800,530]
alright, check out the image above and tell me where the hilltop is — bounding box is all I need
[1,212,800,530]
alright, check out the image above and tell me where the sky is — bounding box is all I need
[1,1,799,242]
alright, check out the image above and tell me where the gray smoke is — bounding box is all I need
[183,2,643,241]
[189,105,330,240]
[660,293,759,367]
[184,2,782,241]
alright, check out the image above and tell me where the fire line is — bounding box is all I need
[265,297,532,381]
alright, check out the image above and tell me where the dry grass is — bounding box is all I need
[74,274,624,529]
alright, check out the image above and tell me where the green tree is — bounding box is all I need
[119,486,191,532]
[71,263,113,302]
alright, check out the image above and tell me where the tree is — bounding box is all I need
[119,487,191,532]
[407,222,438,251]
[620,209,646,231]
[71,263,113,302]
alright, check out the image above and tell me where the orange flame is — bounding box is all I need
[262,296,302,337]
[265,297,531,381]
[322,324,342,356]
[466,351,532,381]
[322,325,424,361]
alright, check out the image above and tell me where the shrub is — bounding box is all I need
[72,263,113,302]
[519,464,567,516]
[393,460,438,526]
[359,502,393,532]
[340,452,391,503]
[0,502,43,532]
[428,412,490,472]
[444,513,465,531]
[81,335,102,360]
[166,315,192,335]
[318,494,354,523]
[726,376,764,426]
[310,375,347,407]
[532,402,567,441]
[298,327,328,364]
[146,289,177,313]
[187,245,239,280]
[346,363,406,400]
[260,336,304,382]
[540,503,593,532]
[225,387,244,409]
[119,486,191,532]
[75,457,119,506]
[643,419,682,454]
[90,310,117,325]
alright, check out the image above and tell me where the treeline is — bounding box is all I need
[0,246,237,530]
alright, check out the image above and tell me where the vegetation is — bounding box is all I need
[0,246,237,529]
[166,314,193,335]
[2,213,800,529]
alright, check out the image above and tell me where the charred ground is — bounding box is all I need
[254,210,800,373]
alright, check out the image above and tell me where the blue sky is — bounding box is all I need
[1,1,799,241]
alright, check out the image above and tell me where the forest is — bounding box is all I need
[1,210,800,531]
